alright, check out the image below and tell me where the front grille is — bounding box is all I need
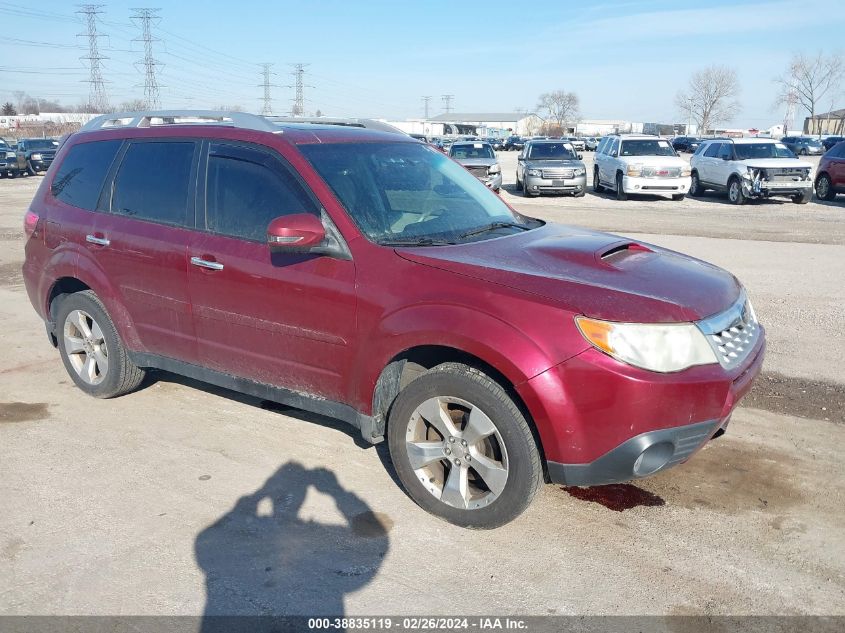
[641,166,682,178]
[541,168,575,179]
[697,292,760,370]
[466,166,488,177]
[762,167,808,182]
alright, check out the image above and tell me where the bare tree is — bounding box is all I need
[2,102,16,116]
[675,65,741,135]
[774,52,844,134]
[536,90,580,135]
[117,99,147,112]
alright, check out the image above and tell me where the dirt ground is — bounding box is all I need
[0,155,843,618]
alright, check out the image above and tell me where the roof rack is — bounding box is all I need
[81,110,282,133]
[267,116,407,136]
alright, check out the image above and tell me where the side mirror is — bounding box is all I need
[517,155,524,161]
[577,153,583,160]
[721,154,731,161]
[267,213,326,251]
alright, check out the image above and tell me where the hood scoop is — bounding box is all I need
[599,241,653,261]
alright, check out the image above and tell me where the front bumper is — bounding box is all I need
[524,174,587,194]
[744,178,812,198]
[29,159,53,171]
[622,174,690,194]
[480,172,502,190]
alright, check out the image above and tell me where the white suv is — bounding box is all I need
[594,134,691,201]
[689,138,813,205]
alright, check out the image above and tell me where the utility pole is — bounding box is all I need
[287,63,310,117]
[422,95,431,119]
[259,63,275,115]
[687,96,693,135]
[77,5,109,113]
[131,8,162,110]
[441,94,454,114]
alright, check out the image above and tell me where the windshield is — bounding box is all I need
[302,142,534,245]
[803,138,822,146]
[450,143,495,160]
[620,139,677,157]
[527,142,577,160]
[734,143,795,159]
[27,139,57,150]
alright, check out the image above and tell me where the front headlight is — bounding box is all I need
[4,151,14,159]
[488,164,501,174]
[526,168,541,177]
[575,316,718,373]
[626,164,643,177]
[31,153,42,160]
[573,167,586,176]
[681,166,691,177]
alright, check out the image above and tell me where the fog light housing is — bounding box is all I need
[633,442,674,476]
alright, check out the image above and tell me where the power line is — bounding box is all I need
[421,95,431,119]
[131,8,162,109]
[77,5,109,112]
[287,63,311,116]
[441,94,454,114]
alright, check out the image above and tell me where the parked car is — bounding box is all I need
[516,139,586,197]
[781,136,824,156]
[822,136,845,152]
[488,138,505,151]
[671,136,701,153]
[503,135,524,151]
[449,141,502,192]
[690,138,813,204]
[814,141,845,201]
[23,110,765,528]
[14,138,59,175]
[584,137,598,151]
[0,139,20,178]
[593,134,691,200]
[563,137,585,151]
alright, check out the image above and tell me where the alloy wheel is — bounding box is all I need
[405,396,509,511]
[816,175,830,199]
[63,309,109,385]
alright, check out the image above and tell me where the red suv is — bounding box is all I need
[22,111,765,528]
[815,141,845,201]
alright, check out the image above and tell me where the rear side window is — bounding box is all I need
[205,143,317,242]
[50,140,122,211]
[111,141,196,226]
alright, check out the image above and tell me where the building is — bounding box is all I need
[803,108,845,135]
[427,112,543,137]
[574,119,644,136]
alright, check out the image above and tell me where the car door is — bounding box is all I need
[698,142,722,186]
[716,142,735,186]
[601,138,619,184]
[829,143,845,189]
[517,143,528,182]
[93,138,200,362]
[187,140,357,402]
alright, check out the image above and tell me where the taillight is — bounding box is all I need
[24,210,39,239]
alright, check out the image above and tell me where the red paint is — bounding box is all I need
[563,484,665,511]
[817,144,845,196]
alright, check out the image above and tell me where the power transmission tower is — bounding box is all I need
[441,94,454,114]
[131,8,162,110]
[422,96,432,119]
[287,63,311,117]
[258,63,276,115]
[77,5,109,112]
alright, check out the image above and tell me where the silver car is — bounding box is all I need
[516,140,587,197]
[448,141,502,192]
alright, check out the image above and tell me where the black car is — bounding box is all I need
[0,139,20,177]
[822,136,845,152]
[503,135,524,151]
[15,138,59,175]
[671,136,701,153]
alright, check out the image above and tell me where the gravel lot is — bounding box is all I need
[1,157,843,618]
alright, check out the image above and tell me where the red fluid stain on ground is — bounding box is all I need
[563,484,665,511]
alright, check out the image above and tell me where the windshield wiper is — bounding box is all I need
[379,237,457,247]
[459,221,532,239]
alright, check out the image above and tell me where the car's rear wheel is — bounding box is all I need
[689,172,703,197]
[615,172,627,200]
[815,174,835,201]
[728,177,745,205]
[593,168,604,193]
[387,363,542,529]
[672,194,686,201]
[56,291,145,398]
[792,190,812,204]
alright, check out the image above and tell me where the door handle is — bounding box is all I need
[191,256,224,271]
[85,234,110,246]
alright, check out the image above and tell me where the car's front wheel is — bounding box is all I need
[728,177,746,205]
[615,172,627,200]
[387,363,542,529]
[689,171,703,197]
[815,174,835,201]
[593,168,604,193]
[55,291,146,398]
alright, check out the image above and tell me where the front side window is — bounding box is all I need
[302,141,535,244]
[619,139,677,157]
[111,141,196,226]
[704,143,722,158]
[205,143,317,241]
[50,139,122,211]
[733,143,795,159]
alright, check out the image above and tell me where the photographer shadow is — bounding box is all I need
[195,462,391,631]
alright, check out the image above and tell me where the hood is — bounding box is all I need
[396,223,741,323]
[455,157,497,167]
[524,159,583,168]
[619,155,687,166]
[739,158,813,169]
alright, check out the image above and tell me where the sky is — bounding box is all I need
[1,0,843,129]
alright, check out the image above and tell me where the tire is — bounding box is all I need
[593,168,604,193]
[800,148,808,156]
[815,174,835,201]
[55,290,145,398]
[615,172,627,200]
[672,194,686,201]
[728,177,746,205]
[26,161,36,176]
[689,171,703,197]
[792,190,811,204]
[387,363,542,529]
[573,189,586,198]
[515,171,521,189]
[522,177,536,198]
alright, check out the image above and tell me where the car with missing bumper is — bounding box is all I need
[0,139,20,177]
[448,141,502,192]
[690,138,814,204]
[14,138,59,175]
[594,134,691,200]
[516,139,586,197]
[22,110,765,528]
